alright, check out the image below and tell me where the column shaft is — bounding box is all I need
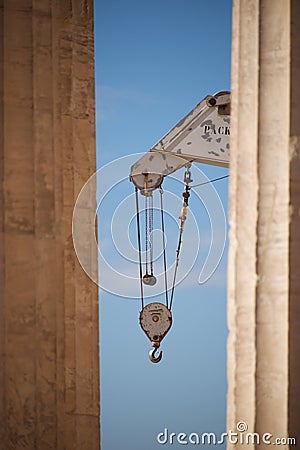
[0,1,100,448]
[228,0,300,447]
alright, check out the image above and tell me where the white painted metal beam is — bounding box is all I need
[130,91,230,192]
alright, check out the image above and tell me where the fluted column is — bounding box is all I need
[228,0,300,447]
[0,1,100,449]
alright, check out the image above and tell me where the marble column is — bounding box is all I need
[0,1,100,448]
[228,0,300,447]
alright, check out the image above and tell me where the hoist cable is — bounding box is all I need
[169,184,190,311]
[145,195,148,274]
[169,223,184,311]
[169,172,229,310]
[135,187,144,309]
[135,173,229,311]
[189,174,229,189]
[159,188,169,309]
[149,194,154,275]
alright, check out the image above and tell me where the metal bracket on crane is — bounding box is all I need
[130,91,230,195]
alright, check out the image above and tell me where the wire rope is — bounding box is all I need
[189,174,229,189]
[135,188,144,309]
[159,188,169,309]
[149,194,154,275]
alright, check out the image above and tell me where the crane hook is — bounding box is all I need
[149,345,163,363]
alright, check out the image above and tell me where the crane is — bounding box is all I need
[130,91,230,194]
[129,91,230,363]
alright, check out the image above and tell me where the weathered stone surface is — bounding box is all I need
[0,1,100,449]
[228,0,300,447]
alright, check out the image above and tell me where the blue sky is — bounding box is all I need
[95,1,232,449]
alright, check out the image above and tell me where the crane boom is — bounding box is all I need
[130,91,230,193]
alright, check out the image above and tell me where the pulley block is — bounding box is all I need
[139,302,172,363]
